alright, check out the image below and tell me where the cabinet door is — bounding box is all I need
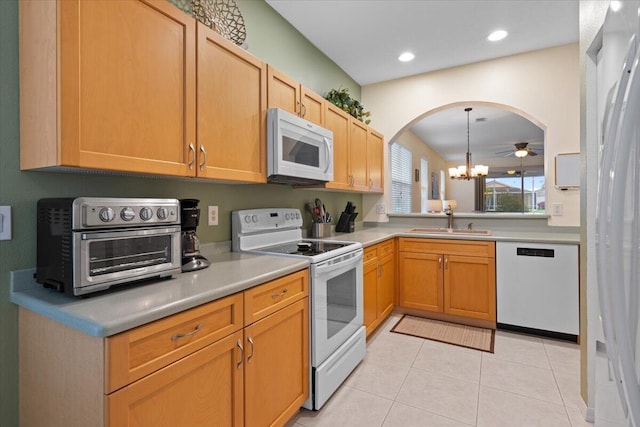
[350,119,369,190]
[444,255,496,321]
[398,252,443,312]
[378,254,395,320]
[197,24,266,182]
[324,103,351,190]
[244,298,309,427]
[363,259,379,333]
[107,331,244,427]
[301,87,325,125]
[267,65,300,116]
[367,129,384,193]
[57,0,195,176]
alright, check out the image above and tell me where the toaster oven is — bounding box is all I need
[36,197,182,296]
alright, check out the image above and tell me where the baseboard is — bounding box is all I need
[497,323,578,343]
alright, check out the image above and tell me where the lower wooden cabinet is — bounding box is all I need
[363,239,395,336]
[398,238,496,322]
[19,269,309,427]
[108,331,244,427]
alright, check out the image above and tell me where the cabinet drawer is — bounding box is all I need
[377,239,395,258]
[363,246,377,264]
[399,238,495,258]
[106,293,243,393]
[244,269,309,325]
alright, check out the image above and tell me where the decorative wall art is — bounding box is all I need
[174,0,247,47]
[431,172,440,199]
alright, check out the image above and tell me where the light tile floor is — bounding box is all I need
[287,314,592,427]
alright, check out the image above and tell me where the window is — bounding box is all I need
[484,174,545,213]
[391,143,412,213]
[420,158,429,212]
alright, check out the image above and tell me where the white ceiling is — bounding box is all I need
[265,0,579,86]
[265,0,578,165]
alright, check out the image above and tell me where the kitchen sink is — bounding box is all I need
[408,227,492,236]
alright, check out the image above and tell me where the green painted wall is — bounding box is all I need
[0,1,360,424]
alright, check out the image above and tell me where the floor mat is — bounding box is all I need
[391,314,495,353]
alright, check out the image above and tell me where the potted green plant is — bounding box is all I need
[324,88,371,124]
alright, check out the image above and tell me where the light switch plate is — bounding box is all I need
[0,206,12,240]
[552,202,563,216]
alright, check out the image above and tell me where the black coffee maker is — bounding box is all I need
[180,199,210,272]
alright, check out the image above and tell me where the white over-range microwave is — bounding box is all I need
[267,108,334,184]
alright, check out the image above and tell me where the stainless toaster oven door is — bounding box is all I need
[73,226,181,295]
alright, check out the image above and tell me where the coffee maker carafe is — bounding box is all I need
[180,199,210,272]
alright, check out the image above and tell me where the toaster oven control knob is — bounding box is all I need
[99,207,115,223]
[140,207,153,221]
[120,207,135,222]
[156,207,169,220]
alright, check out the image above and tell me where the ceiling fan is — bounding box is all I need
[496,142,543,158]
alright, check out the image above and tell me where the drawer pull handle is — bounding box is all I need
[271,289,288,299]
[236,339,244,369]
[171,324,202,341]
[247,336,255,363]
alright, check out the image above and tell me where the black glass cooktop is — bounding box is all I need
[257,240,352,256]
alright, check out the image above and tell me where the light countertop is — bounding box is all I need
[11,225,578,338]
[11,250,308,337]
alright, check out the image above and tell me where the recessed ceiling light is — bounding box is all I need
[398,52,415,62]
[488,30,508,42]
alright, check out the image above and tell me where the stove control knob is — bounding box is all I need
[244,215,251,224]
[98,207,115,222]
[156,207,169,220]
[285,213,290,220]
[140,207,153,221]
[251,215,258,223]
[295,212,300,219]
[120,207,135,222]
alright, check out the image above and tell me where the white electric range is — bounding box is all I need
[232,208,365,410]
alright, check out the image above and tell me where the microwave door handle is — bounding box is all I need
[323,137,332,173]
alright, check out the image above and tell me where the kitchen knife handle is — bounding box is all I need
[236,339,244,369]
[199,144,207,171]
[171,323,202,341]
[188,143,195,170]
[247,336,254,363]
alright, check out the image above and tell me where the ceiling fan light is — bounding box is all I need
[507,169,516,175]
[515,149,528,158]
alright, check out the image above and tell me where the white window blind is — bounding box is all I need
[391,143,412,213]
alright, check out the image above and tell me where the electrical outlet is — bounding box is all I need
[0,206,12,240]
[207,206,219,226]
[375,203,386,214]
[552,202,563,216]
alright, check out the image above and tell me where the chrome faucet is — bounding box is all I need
[445,204,454,229]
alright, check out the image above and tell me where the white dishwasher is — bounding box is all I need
[496,241,579,339]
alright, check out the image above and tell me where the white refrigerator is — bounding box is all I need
[595,1,640,426]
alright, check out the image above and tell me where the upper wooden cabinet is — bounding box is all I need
[323,102,385,193]
[20,0,195,176]
[367,129,384,193]
[197,24,266,182]
[267,66,325,125]
[20,0,266,183]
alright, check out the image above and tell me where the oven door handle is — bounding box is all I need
[313,250,363,275]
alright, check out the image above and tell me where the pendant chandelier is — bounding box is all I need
[448,107,489,180]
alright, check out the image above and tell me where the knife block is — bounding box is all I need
[335,212,357,233]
